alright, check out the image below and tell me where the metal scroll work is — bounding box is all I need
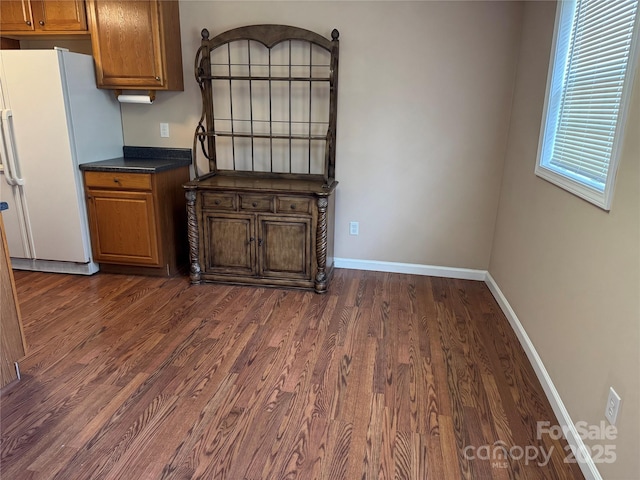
[193,25,339,185]
[194,34,215,174]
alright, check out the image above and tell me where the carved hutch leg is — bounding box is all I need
[185,189,202,284]
[315,197,329,293]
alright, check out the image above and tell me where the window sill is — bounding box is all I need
[534,164,612,211]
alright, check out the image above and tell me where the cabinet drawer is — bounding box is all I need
[84,171,152,190]
[202,193,236,210]
[239,195,273,212]
[276,196,312,214]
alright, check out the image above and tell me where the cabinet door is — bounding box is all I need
[258,215,311,280]
[1,215,27,388]
[87,189,160,266]
[32,0,87,32]
[87,0,164,89]
[0,1,34,31]
[203,213,255,276]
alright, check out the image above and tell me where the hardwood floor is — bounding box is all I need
[1,269,584,479]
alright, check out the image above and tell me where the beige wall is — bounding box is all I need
[488,2,640,479]
[120,0,523,269]
[18,38,93,55]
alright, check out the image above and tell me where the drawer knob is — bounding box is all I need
[113,178,120,184]
[26,20,32,26]
[214,199,221,205]
[252,202,258,207]
[290,204,296,210]
[39,20,45,26]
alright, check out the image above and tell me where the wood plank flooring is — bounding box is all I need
[1,269,584,479]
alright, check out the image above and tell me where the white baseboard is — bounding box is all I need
[333,258,487,281]
[484,273,601,480]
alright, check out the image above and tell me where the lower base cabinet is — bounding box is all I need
[204,213,312,280]
[184,176,336,293]
[84,167,189,276]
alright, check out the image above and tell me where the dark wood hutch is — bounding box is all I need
[183,25,339,293]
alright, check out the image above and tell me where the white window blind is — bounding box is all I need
[536,0,639,210]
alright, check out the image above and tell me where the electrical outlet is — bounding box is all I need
[160,122,170,138]
[605,387,621,425]
[349,221,359,236]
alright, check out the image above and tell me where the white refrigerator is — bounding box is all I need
[0,49,123,274]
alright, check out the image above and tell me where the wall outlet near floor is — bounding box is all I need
[349,221,359,236]
[160,122,170,138]
[605,387,621,425]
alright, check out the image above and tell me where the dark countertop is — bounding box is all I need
[185,173,337,195]
[79,146,192,174]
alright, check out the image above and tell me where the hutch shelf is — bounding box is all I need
[184,24,340,293]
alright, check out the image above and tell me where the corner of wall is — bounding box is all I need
[487,1,528,273]
[484,273,603,480]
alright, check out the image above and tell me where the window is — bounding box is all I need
[536,0,639,210]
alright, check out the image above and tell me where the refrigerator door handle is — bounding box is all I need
[0,109,16,185]
[1,109,25,186]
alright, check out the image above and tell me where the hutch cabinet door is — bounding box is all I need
[258,215,312,281]
[88,0,164,89]
[33,0,87,32]
[203,213,256,276]
[87,190,160,266]
[0,1,34,31]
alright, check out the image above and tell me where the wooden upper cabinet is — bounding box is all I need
[0,1,87,34]
[0,1,34,32]
[33,0,87,32]
[86,0,184,91]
